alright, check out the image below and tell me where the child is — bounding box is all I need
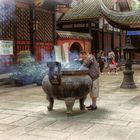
[108,58,118,74]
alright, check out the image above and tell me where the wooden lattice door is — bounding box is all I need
[16,5,31,54]
[0,0,15,66]
[0,0,15,40]
[35,9,53,61]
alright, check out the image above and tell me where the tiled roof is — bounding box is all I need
[57,30,93,39]
[60,0,114,22]
[100,0,140,29]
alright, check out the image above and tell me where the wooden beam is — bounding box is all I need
[52,5,57,47]
[88,22,92,35]
[30,5,35,56]
[13,7,17,56]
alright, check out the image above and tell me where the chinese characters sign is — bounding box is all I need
[62,43,69,63]
[54,45,62,62]
[0,40,13,55]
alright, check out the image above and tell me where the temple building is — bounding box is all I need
[0,0,140,65]
[99,0,140,62]
[57,0,132,56]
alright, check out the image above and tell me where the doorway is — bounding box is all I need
[69,42,82,61]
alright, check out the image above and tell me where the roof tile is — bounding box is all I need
[61,0,113,22]
[57,30,93,39]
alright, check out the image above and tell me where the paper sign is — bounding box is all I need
[62,42,69,63]
[0,40,13,55]
[54,45,62,62]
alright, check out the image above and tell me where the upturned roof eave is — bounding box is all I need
[99,0,140,30]
[103,14,140,30]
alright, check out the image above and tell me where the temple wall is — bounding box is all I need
[57,39,91,62]
[0,1,54,65]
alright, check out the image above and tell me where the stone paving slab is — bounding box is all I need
[0,68,140,140]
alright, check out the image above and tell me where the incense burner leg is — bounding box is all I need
[79,96,86,110]
[47,96,54,111]
[64,98,75,114]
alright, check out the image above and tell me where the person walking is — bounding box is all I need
[79,51,100,110]
[114,47,121,71]
[97,50,105,74]
[114,47,120,63]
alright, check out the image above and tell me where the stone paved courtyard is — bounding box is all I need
[0,67,140,140]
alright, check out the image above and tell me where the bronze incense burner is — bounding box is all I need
[42,62,92,114]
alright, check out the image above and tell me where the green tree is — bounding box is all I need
[131,0,140,10]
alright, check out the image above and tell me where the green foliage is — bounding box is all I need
[10,51,37,85]
[10,62,48,86]
[131,0,140,10]
[35,63,48,85]
[10,62,37,84]
[17,50,35,64]
[10,50,49,86]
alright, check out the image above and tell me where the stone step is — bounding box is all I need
[0,79,13,86]
[0,73,13,86]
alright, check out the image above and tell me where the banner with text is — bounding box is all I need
[62,42,69,63]
[0,40,13,55]
[54,45,62,62]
